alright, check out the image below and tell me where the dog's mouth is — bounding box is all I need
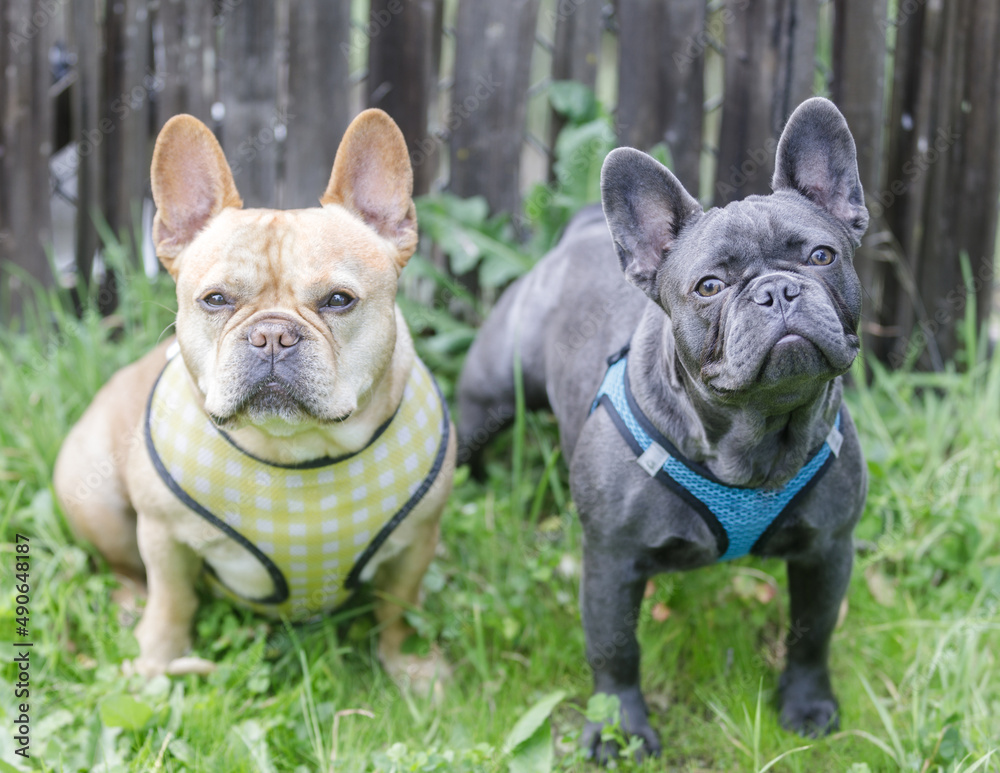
[211,376,310,426]
[703,323,858,400]
[210,376,355,428]
[757,324,859,387]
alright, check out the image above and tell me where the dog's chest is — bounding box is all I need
[145,355,448,619]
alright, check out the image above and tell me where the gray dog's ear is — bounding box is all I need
[601,148,703,300]
[772,97,869,246]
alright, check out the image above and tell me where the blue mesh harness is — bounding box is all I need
[590,345,844,561]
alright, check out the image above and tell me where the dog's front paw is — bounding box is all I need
[381,646,451,702]
[779,667,839,737]
[580,690,662,765]
[123,655,216,679]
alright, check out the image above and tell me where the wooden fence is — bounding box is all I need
[1,0,998,367]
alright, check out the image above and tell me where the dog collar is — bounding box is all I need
[590,344,843,561]
[144,349,450,620]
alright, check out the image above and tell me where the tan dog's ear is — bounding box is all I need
[321,109,417,269]
[151,115,242,274]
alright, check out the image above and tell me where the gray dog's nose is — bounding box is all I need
[248,321,301,358]
[753,277,801,308]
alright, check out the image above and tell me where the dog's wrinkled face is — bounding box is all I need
[150,109,417,430]
[173,207,401,428]
[662,192,863,398]
[602,97,868,405]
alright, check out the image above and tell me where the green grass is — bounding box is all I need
[3,220,1000,771]
[2,243,998,773]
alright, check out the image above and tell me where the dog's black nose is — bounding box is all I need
[753,277,801,307]
[248,321,301,358]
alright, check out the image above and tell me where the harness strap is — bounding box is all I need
[591,347,843,561]
[145,353,450,610]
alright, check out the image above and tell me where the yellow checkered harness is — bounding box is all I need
[144,352,449,620]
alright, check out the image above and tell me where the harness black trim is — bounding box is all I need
[749,444,837,554]
[344,371,451,590]
[593,341,842,559]
[144,365,290,605]
[144,359,450,607]
[215,403,401,470]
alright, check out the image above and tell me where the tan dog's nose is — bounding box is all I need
[248,321,301,358]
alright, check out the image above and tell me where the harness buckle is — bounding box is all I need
[826,426,844,457]
[637,441,669,476]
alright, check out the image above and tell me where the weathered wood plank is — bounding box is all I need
[368,0,442,195]
[955,0,1000,340]
[617,0,705,195]
[284,0,351,207]
[220,2,279,208]
[549,0,604,177]
[0,0,55,319]
[156,0,214,126]
[155,0,185,127]
[877,0,1000,367]
[71,0,102,289]
[715,0,818,205]
[181,0,215,121]
[449,0,541,216]
[102,0,152,249]
[832,0,891,362]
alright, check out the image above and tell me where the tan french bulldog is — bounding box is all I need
[53,109,455,692]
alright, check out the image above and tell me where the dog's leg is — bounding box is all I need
[779,536,853,736]
[54,413,145,583]
[128,513,212,678]
[456,279,549,478]
[579,546,662,762]
[372,515,450,699]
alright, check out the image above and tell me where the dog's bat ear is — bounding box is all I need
[772,97,869,246]
[321,109,417,270]
[601,148,702,301]
[150,115,242,275]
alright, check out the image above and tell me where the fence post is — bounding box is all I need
[156,0,184,128]
[832,0,892,363]
[617,0,705,196]
[953,0,1000,349]
[450,0,541,216]
[103,0,152,253]
[156,0,215,129]
[284,0,351,208]
[549,0,603,177]
[881,0,1000,367]
[714,0,817,205]
[368,0,442,196]
[220,2,279,208]
[0,0,55,319]
[71,0,101,292]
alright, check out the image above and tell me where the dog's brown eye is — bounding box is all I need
[202,292,229,307]
[695,277,726,297]
[323,291,355,310]
[808,247,836,266]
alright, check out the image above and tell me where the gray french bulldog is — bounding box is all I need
[456,97,868,761]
